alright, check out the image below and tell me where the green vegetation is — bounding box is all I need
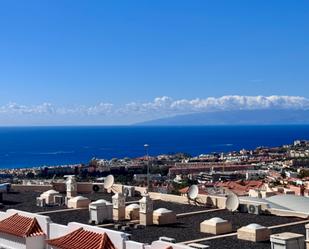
[171,178,196,195]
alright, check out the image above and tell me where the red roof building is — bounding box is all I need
[169,164,255,176]
[0,213,46,249]
[0,213,44,238]
[47,228,116,249]
[179,186,189,195]
[214,180,264,196]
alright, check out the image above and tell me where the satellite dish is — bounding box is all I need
[225,193,240,212]
[188,185,199,200]
[104,175,115,189]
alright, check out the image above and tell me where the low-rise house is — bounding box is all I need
[0,213,45,249]
[215,180,264,196]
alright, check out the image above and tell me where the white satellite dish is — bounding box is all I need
[104,175,115,189]
[188,185,199,200]
[225,193,240,212]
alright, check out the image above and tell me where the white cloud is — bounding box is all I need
[122,95,309,114]
[86,103,114,115]
[0,95,309,119]
[0,102,56,115]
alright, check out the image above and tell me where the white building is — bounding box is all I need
[0,209,194,249]
[0,210,47,249]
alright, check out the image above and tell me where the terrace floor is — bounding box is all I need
[199,222,308,249]
[1,191,308,249]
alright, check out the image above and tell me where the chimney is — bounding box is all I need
[112,193,125,221]
[139,192,153,226]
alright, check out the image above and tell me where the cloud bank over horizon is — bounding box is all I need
[1,95,309,125]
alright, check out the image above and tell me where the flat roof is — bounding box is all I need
[125,210,303,244]
[202,222,307,249]
[1,191,307,248]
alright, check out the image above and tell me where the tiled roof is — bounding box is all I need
[47,228,116,249]
[178,186,189,194]
[0,213,44,238]
[215,180,264,193]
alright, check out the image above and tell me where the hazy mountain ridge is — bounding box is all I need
[135,109,309,126]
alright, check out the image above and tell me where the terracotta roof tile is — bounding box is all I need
[0,213,44,238]
[47,228,116,249]
[179,186,189,194]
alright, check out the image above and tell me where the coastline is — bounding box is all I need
[0,125,309,169]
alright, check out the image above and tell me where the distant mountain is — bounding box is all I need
[135,109,309,126]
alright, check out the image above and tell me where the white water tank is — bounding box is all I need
[40,189,59,205]
[270,232,305,249]
[89,199,113,224]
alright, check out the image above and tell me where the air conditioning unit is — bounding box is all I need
[92,184,101,192]
[247,204,261,215]
[36,197,46,207]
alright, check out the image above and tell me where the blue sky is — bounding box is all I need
[0,1,308,124]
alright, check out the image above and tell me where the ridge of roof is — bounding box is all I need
[0,213,45,238]
[47,228,116,249]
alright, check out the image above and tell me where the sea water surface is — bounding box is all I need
[0,125,309,168]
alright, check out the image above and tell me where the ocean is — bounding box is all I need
[0,125,309,169]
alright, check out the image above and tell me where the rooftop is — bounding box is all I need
[125,209,303,244]
[1,191,308,249]
[202,222,307,249]
[47,228,116,249]
[0,213,44,238]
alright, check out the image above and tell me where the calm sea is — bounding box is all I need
[0,125,308,169]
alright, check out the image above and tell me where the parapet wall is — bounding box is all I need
[12,182,101,193]
[148,192,227,209]
[268,208,309,219]
[11,184,52,192]
[11,183,227,208]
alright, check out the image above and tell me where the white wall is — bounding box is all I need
[48,223,69,239]
[6,209,51,236]
[0,232,26,249]
[0,211,6,221]
[125,240,146,249]
[26,235,45,249]
[148,192,227,208]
